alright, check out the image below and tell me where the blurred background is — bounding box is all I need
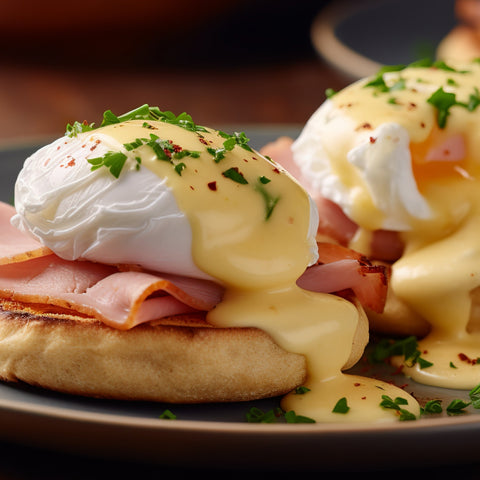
[0,0,468,144]
[2,0,480,477]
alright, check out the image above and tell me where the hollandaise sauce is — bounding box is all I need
[95,118,419,422]
[328,61,480,389]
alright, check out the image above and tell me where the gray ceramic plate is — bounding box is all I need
[312,0,456,80]
[0,127,480,471]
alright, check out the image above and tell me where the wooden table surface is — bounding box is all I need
[0,0,349,144]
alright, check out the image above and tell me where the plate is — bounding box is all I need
[311,0,457,80]
[1,128,480,472]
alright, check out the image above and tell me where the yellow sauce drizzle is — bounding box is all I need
[93,120,419,422]
[329,62,480,389]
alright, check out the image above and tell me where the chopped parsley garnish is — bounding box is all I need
[255,179,280,220]
[466,87,480,111]
[369,336,433,369]
[360,60,480,128]
[71,105,280,221]
[325,87,337,99]
[364,64,406,91]
[100,105,208,133]
[66,104,209,138]
[159,409,177,420]
[207,131,253,163]
[469,383,480,409]
[284,411,316,424]
[446,398,471,415]
[259,176,271,184]
[246,407,283,423]
[222,167,248,184]
[88,151,127,179]
[218,130,253,152]
[174,162,186,176]
[88,133,201,178]
[427,86,480,128]
[294,386,311,395]
[427,87,457,129]
[421,399,443,415]
[380,395,416,421]
[332,397,350,414]
[245,407,315,424]
[65,120,95,137]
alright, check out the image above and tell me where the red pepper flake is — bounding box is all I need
[354,382,361,387]
[190,185,195,190]
[408,102,417,110]
[356,122,373,131]
[60,156,76,168]
[458,352,478,365]
[420,122,426,128]
[90,140,101,151]
[369,136,377,144]
[207,181,217,191]
[172,144,182,153]
[56,145,61,150]
[361,396,367,400]
[272,167,280,174]
[199,138,209,145]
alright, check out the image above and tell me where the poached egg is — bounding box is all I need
[12,106,420,421]
[293,60,480,389]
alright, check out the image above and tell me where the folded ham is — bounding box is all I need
[0,201,387,330]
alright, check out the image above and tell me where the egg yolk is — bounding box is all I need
[410,126,469,188]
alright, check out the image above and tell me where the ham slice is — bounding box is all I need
[0,200,386,328]
[298,243,388,313]
[0,202,224,330]
[0,202,52,264]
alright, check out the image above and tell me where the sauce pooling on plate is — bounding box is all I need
[13,108,419,422]
[293,60,480,389]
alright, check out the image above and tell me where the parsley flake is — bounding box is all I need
[255,181,280,220]
[159,409,177,420]
[332,397,350,414]
[284,411,316,424]
[65,120,95,137]
[469,383,480,409]
[369,336,432,369]
[222,167,248,184]
[294,386,311,395]
[245,407,284,423]
[380,395,417,421]
[446,398,471,415]
[245,407,315,424]
[421,399,443,415]
[88,151,127,179]
[427,87,458,128]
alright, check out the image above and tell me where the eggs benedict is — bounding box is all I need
[283,59,480,390]
[0,105,418,422]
